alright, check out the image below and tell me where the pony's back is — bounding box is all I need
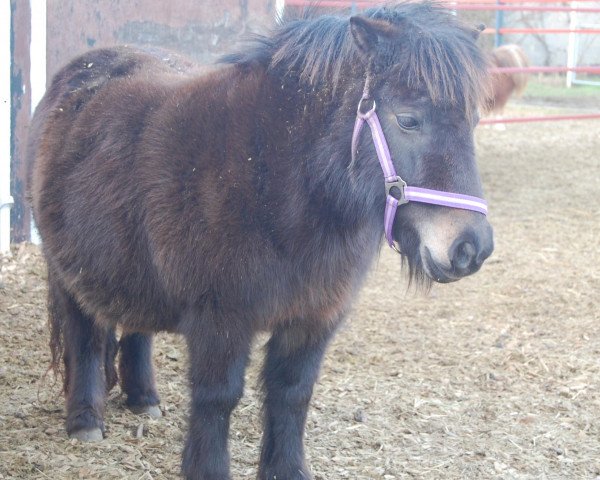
[27,46,200,208]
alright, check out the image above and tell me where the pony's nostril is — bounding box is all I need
[476,242,494,265]
[452,240,477,272]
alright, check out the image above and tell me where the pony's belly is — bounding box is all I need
[59,268,180,333]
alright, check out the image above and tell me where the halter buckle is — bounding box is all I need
[385,177,408,204]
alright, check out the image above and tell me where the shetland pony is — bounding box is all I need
[28,3,493,479]
[485,43,530,121]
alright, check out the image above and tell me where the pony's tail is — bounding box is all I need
[46,269,120,394]
[47,270,68,393]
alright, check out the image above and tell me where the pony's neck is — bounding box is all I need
[204,60,384,259]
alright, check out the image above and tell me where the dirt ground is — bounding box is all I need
[1,102,599,479]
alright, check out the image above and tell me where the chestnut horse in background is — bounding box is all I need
[28,3,493,479]
[485,44,530,121]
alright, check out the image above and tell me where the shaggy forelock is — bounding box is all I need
[371,3,491,113]
[223,2,491,113]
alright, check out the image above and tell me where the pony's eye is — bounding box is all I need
[396,115,420,131]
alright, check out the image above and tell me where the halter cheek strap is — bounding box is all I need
[352,93,488,249]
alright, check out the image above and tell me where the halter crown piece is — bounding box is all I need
[351,88,488,250]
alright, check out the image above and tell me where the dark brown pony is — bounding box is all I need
[485,43,530,118]
[28,3,493,479]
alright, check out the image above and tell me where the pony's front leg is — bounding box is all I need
[180,313,252,480]
[259,321,339,480]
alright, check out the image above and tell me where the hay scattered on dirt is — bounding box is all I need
[1,104,599,479]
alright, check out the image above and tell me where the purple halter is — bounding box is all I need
[351,92,488,249]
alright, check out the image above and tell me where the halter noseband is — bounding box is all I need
[351,89,488,250]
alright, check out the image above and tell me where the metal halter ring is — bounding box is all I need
[385,177,408,204]
[357,97,376,119]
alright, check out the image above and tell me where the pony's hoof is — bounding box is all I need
[70,427,103,442]
[130,404,162,419]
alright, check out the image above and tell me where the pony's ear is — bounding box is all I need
[350,16,398,57]
[470,24,486,40]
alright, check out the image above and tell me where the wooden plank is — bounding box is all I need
[10,0,32,243]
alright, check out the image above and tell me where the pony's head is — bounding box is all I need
[224,2,493,285]
[348,4,493,284]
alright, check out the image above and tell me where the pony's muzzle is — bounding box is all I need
[417,212,494,283]
[449,227,494,278]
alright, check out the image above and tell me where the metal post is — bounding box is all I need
[30,0,46,113]
[495,0,504,47]
[566,2,579,88]
[275,0,285,21]
[29,0,46,244]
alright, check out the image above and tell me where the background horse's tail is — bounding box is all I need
[492,44,530,95]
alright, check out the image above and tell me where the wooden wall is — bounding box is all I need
[10,0,276,242]
[46,0,276,78]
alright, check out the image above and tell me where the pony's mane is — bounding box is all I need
[221,13,352,88]
[223,2,490,111]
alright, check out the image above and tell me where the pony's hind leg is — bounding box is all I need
[118,333,161,418]
[259,320,339,480]
[105,327,119,392]
[48,273,109,441]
